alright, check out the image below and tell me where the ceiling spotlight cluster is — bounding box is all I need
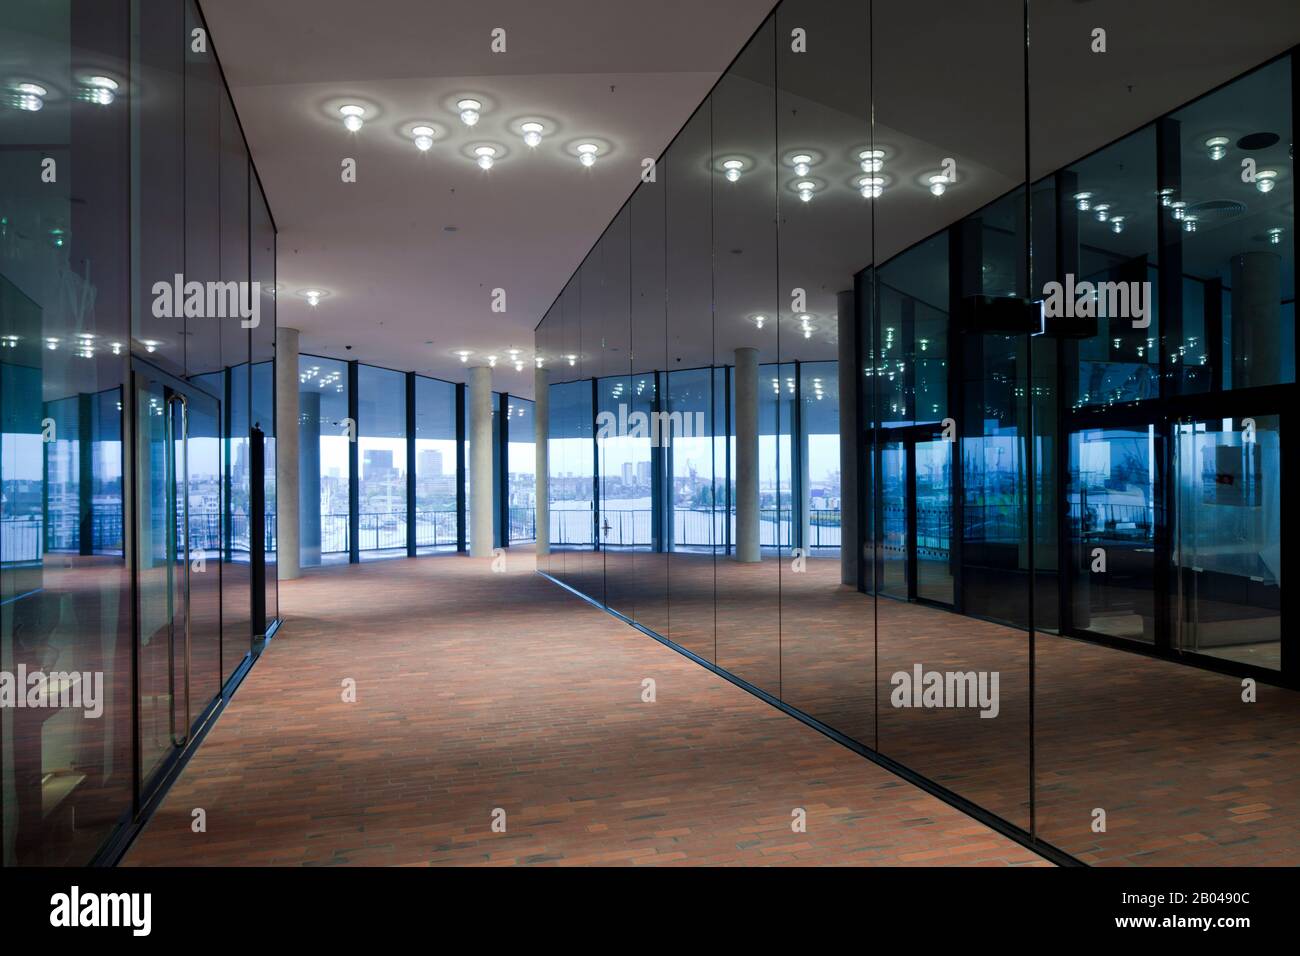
[1074,190,1128,234]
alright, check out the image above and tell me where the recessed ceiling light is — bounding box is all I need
[82,75,118,105]
[858,148,885,173]
[474,145,497,169]
[722,159,744,182]
[795,180,817,202]
[1073,190,1092,210]
[929,174,950,196]
[457,99,482,126]
[14,81,46,111]
[576,143,599,167]
[298,288,329,307]
[1255,169,1278,193]
[521,122,545,148]
[791,153,813,176]
[454,349,474,363]
[1267,226,1284,244]
[339,104,365,132]
[411,125,435,151]
[1094,203,1110,221]
[858,175,884,198]
[1205,135,1230,160]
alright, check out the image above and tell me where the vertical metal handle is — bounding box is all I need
[167,393,192,745]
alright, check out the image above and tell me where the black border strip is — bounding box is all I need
[537,569,1083,868]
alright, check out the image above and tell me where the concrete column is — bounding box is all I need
[734,347,760,563]
[1230,251,1281,389]
[469,365,494,557]
[275,327,301,579]
[534,366,550,556]
[836,289,859,586]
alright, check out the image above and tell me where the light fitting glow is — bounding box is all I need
[567,353,577,366]
[1094,203,1110,221]
[1205,135,1230,160]
[1183,216,1198,233]
[577,143,598,167]
[1170,201,1187,220]
[474,145,497,170]
[858,175,884,198]
[521,122,544,148]
[1268,226,1284,245]
[1158,187,1176,207]
[929,174,949,197]
[1110,216,1125,234]
[753,314,766,329]
[791,154,812,177]
[858,148,884,173]
[1073,191,1092,211]
[457,99,482,126]
[1255,169,1278,193]
[339,104,365,132]
[796,180,816,202]
[14,81,46,111]
[487,354,498,367]
[82,75,118,105]
[301,289,324,307]
[412,125,435,151]
[723,159,744,182]
[455,350,473,363]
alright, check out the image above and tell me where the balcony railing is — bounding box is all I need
[550,507,842,550]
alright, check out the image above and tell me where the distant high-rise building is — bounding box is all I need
[419,448,444,477]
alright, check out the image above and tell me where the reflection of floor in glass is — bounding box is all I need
[613,553,1300,866]
[1198,640,1281,670]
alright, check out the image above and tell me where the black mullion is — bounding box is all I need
[455,383,466,552]
[347,360,359,563]
[405,372,416,557]
[499,391,510,548]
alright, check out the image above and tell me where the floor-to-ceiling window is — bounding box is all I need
[356,364,406,559]
[298,355,349,565]
[506,395,535,543]
[414,375,458,553]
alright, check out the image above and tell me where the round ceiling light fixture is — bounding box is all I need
[411,125,435,151]
[796,180,817,202]
[457,98,482,126]
[81,75,118,106]
[297,288,329,307]
[722,159,745,182]
[474,145,497,170]
[929,173,950,197]
[339,104,366,132]
[1255,169,1278,193]
[521,121,545,148]
[791,153,813,177]
[858,175,885,198]
[576,143,599,167]
[858,148,885,173]
[14,81,47,111]
[1205,135,1230,161]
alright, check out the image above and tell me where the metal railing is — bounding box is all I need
[549,507,842,550]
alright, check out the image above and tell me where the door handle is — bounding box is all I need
[167,393,192,746]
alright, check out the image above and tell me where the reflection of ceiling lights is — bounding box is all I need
[576,143,599,167]
[1268,226,1284,244]
[81,75,118,106]
[535,355,544,368]
[858,175,884,198]
[411,125,434,151]
[1094,203,1110,221]
[521,122,545,148]
[0,335,19,349]
[339,104,365,132]
[487,354,498,367]
[1255,169,1277,193]
[1183,216,1199,233]
[929,174,950,197]
[474,145,497,169]
[722,159,744,182]
[791,153,813,177]
[454,349,473,363]
[1170,200,1187,220]
[1073,191,1092,211]
[1205,135,1230,161]
[1110,216,1126,234]
[753,314,766,329]
[858,148,884,173]
[1158,187,1176,207]
[796,180,817,202]
[298,288,328,306]
[14,82,47,111]
[457,98,482,126]
[567,354,577,366]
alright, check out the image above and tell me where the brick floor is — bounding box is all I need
[123,549,1046,867]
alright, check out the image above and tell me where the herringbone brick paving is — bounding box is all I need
[124,549,1047,867]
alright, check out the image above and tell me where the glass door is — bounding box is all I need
[1172,414,1282,671]
[134,363,223,799]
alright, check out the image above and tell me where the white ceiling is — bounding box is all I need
[203,0,1300,398]
[199,0,779,396]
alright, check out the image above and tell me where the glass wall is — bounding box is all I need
[534,0,1300,866]
[0,0,276,864]
[357,364,406,559]
[506,396,535,543]
[414,376,457,552]
[298,355,350,564]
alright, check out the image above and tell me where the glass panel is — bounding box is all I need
[713,17,779,693]
[357,364,407,559]
[506,396,535,544]
[250,177,276,626]
[298,355,349,564]
[415,376,458,552]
